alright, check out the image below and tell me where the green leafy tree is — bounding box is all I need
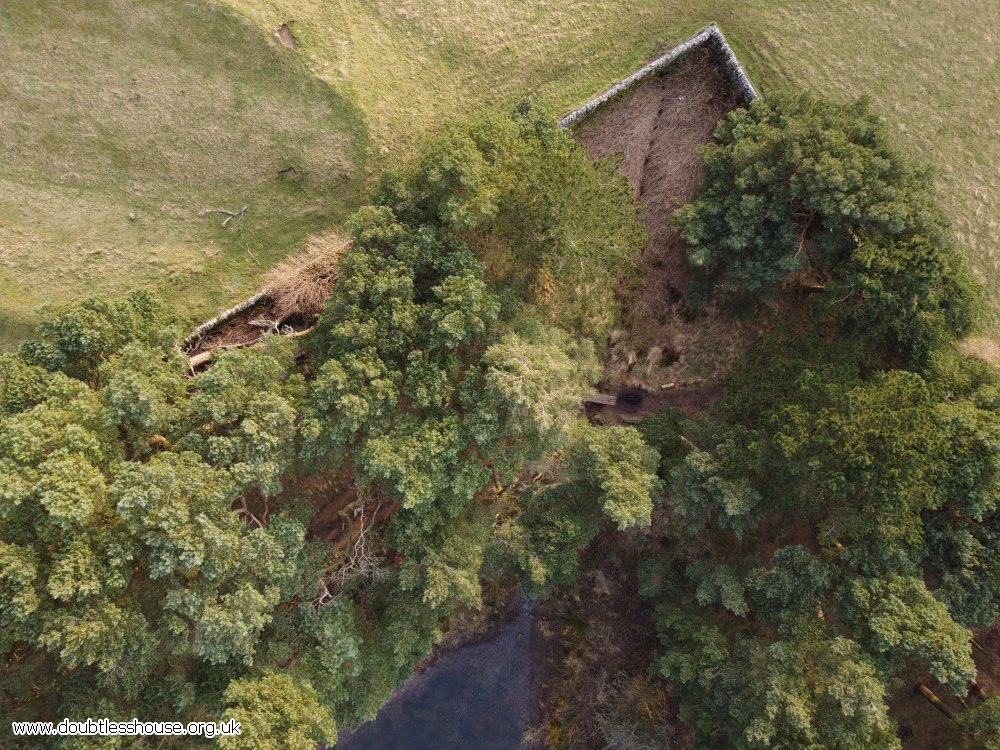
[636,328,996,747]
[949,696,1000,750]
[220,672,337,750]
[292,104,647,724]
[375,101,644,339]
[18,290,178,385]
[497,423,660,595]
[726,637,899,750]
[675,94,978,362]
[842,575,975,692]
[0,313,310,743]
[628,90,996,750]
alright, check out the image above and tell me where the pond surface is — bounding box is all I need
[334,595,536,750]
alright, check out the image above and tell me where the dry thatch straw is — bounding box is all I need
[958,336,1000,367]
[265,230,350,320]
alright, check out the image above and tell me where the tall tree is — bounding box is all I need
[675,94,978,363]
[1,305,313,743]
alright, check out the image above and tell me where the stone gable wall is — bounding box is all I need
[558,23,758,128]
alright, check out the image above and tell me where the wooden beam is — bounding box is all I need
[584,393,617,406]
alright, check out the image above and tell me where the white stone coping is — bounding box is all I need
[558,23,758,128]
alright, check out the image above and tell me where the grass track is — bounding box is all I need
[0,0,367,346]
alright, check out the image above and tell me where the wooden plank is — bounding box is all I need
[584,393,618,406]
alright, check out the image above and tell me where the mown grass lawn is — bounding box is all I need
[0,0,367,347]
[2,0,996,345]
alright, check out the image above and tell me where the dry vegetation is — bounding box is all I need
[574,49,762,392]
[525,528,686,750]
[958,336,1000,367]
[265,230,349,320]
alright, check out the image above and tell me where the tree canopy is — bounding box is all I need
[2,92,997,750]
[638,331,998,748]
[633,94,998,750]
[675,94,978,364]
[0,104,657,746]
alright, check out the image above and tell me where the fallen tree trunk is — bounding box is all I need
[917,683,956,720]
[188,350,214,370]
[187,342,251,372]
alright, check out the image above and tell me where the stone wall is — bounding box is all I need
[186,26,757,346]
[183,289,269,349]
[558,23,757,128]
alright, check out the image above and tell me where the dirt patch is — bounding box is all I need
[889,667,966,749]
[573,46,761,394]
[973,624,1000,697]
[587,383,724,426]
[886,621,1000,749]
[276,23,297,48]
[525,528,691,749]
[185,297,274,356]
[304,482,360,543]
[184,297,318,359]
[575,47,732,295]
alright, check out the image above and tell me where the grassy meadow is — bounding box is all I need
[2,0,997,344]
[0,0,366,346]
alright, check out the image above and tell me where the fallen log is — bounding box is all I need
[916,683,956,720]
[187,326,317,372]
[187,342,250,372]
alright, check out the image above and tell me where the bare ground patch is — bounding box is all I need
[525,526,691,750]
[886,621,1000,750]
[184,231,346,361]
[574,47,761,396]
[276,23,297,48]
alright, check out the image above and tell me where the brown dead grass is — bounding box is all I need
[264,230,349,320]
[185,230,347,356]
[525,528,688,750]
[958,336,1000,368]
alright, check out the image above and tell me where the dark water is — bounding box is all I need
[334,596,536,750]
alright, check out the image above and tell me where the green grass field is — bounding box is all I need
[2,0,997,345]
[0,0,366,346]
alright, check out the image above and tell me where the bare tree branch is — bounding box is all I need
[200,205,248,227]
[313,502,388,606]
